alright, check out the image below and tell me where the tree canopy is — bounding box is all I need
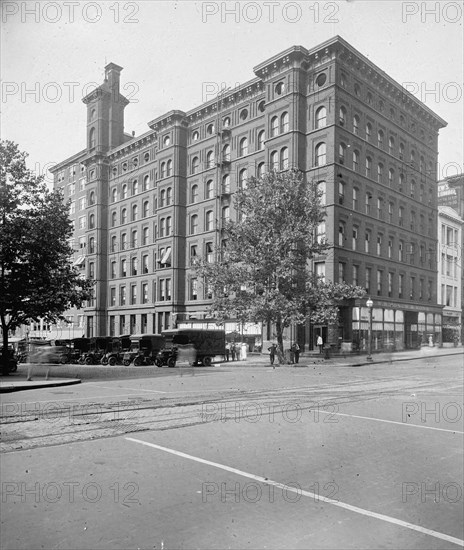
[0,140,93,373]
[194,169,365,358]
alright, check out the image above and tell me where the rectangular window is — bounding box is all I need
[352,265,359,286]
[190,278,198,300]
[365,267,371,294]
[315,262,325,282]
[377,270,382,296]
[166,279,171,301]
[141,314,147,334]
[120,287,126,306]
[131,285,137,305]
[399,275,404,298]
[338,262,345,282]
[142,283,148,304]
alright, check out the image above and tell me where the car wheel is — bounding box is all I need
[167,357,176,368]
[134,356,143,366]
[123,360,131,366]
[155,359,163,367]
[203,356,212,366]
[85,356,93,365]
[108,357,117,366]
[60,356,67,364]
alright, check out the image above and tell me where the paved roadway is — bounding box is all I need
[1,355,463,549]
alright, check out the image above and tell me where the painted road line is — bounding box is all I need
[316,410,464,434]
[126,437,464,548]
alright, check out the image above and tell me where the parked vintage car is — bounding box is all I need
[100,336,131,366]
[0,345,18,372]
[123,334,166,366]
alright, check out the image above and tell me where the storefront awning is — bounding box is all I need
[73,255,86,266]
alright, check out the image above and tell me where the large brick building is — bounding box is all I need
[50,36,447,351]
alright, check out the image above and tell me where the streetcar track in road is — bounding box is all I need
[2,377,462,453]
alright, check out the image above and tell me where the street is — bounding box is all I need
[1,355,463,549]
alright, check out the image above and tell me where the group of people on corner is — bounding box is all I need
[224,342,245,361]
[267,342,301,365]
[267,336,325,364]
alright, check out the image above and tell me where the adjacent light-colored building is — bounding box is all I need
[48,36,448,351]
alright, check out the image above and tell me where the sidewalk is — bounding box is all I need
[222,346,464,368]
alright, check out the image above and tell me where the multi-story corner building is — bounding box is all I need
[50,36,447,351]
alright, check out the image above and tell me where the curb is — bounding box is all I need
[0,379,81,393]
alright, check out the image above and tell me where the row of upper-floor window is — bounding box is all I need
[109,279,171,306]
[109,151,153,178]
[110,175,152,202]
[337,70,434,144]
[440,285,460,308]
[330,222,437,265]
[315,260,435,301]
[57,163,86,184]
[325,176,434,214]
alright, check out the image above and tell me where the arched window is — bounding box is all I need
[121,233,127,250]
[166,216,172,235]
[339,143,346,164]
[315,143,326,166]
[89,191,95,205]
[89,128,96,148]
[206,150,214,168]
[354,83,361,97]
[223,116,231,127]
[239,168,248,188]
[143,201,149,218]
[257,162,265,178]
[270,116,279,137]
[317,181,326,206]
[388,137,395,155]
[315,106,327,129]
[191,156,199,174]
[366,123,372,141]
[89,237,95,254]
[377,163,384,183]
[159,218,166,237]
[388,168,394,186]
[131,204,138,221]
[160,189,166,207]
[239,137,248,157]
[132,180,138,195]
[206,180,214,199]
[131,257,138,276]
[192,130,199,141]
[205,210,214,231]
[191,184,198,203]
[143,175,150,191]
[222,174,230,193]
[207,123,215,135]
[270,150,279,170]
[190,214,198,235]
[257,130,265,150]
[166,187,172,205]
[166,159,172,176]
[111,188,117,203]
[280,147,289,170]
[222,206,230,224]
[122,184,128,199]
[131,230,138,248]
[365,157,372,178]
[111,211,117,227]
[142,227,149,246]
[399,173,405,190]
[161,162,166,178]
[353,115,359,135]
[377,130,384,148]
[121,259,127,277]
[339,106,346,126]
[352,150,359,171]
[121,208,128,225]
[399,142,405,159]
[239,109,248,121]
[222,144,231,162]
[111,235,117,252]
[280,112,289,133]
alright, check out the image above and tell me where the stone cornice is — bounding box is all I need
[50,149,87,173]
[108,130,157,160]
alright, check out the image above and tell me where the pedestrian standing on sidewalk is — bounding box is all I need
[292,342,300,363]
[231,343,236,361]
[317,335,324,354]
[268,343,277,365]
[225,342,230,361]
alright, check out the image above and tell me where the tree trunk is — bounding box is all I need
[1,317,10,376]
[275,315,285,364]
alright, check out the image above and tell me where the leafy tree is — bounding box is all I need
[0,141,93,374]
[195,169,365,361]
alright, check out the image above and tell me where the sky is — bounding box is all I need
[2,0,463,185]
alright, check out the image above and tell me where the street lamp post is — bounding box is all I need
[366,297,373,362]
